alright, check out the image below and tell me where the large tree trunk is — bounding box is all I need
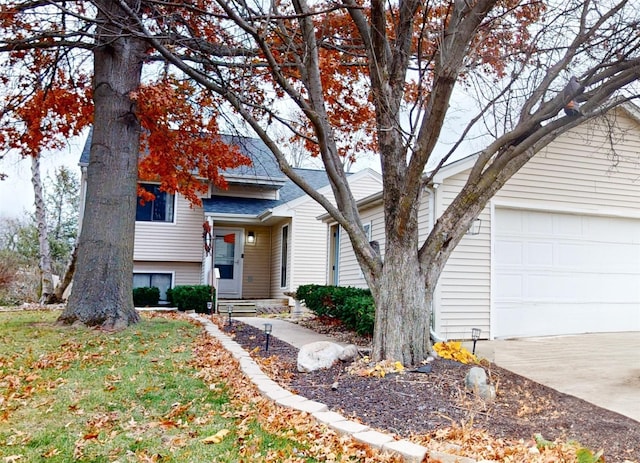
[31,154,54,302]
[372,242,434,365]
[57,1,145,329]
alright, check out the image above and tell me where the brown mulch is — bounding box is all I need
[225,317,640,463]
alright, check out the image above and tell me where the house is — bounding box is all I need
[326,104,640,340]
[79,133,382,305]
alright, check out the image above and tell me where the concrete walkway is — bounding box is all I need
[238,316,348,348]
[241,317,640,423]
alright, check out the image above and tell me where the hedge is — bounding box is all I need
[171,285,215,313]
[295,284,375,336]
[133,286,160,307]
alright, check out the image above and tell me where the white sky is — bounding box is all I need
[0,132,87,221]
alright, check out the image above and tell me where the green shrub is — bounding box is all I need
[296,284,375,336]
[133,286,160,306]
[171,285,215,313]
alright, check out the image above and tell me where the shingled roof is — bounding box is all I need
[79,129,333,217]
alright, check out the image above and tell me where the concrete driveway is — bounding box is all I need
[470,332,640,422]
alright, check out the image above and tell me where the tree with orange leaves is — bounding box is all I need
[104,0,640,364]
[0,1,249,328]
[2,0,640,362]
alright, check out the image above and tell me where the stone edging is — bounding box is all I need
[193,315,491,463]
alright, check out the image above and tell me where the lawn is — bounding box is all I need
[0,310,393,463]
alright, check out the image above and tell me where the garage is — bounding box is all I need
[493,208,640,338]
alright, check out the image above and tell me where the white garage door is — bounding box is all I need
[494,208,640,338]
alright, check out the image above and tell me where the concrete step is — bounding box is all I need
[218,299,290,316]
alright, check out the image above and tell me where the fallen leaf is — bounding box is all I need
[42,447,59,458]
[202,429,230,444]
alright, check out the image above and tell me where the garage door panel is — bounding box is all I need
[495,241,523,265]
[527,242,554,265]
[495,303,640,338]
[494,209,640,338]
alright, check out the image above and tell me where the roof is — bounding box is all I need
[78,129,366,219]
[80,131,287,188]
[203,168,332,217]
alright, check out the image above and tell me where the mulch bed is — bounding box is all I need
[225,319,639,463]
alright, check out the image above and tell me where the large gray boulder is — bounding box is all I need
[297,341,345,373]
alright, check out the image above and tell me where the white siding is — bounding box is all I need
[283,170,382,294]
[331,109,640,340]
[338,205,385,288]
[436,174,491,340]
[290,202,330,290]
[437,110,640,339]
[213,184,278,200]
[270,219,291,298]
[133,261,202,286]
[134,195,204,262]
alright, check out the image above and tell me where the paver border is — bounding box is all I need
[192,314,477,463]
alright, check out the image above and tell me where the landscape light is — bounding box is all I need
[264,323,273,352]
[471,328,481,355]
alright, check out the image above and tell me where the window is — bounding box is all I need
[133,273,172,301]
[280,225,289,288]
[136,183,175,222]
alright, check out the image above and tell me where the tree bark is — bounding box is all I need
[31,154,54,303]
[372,243,434,365]
[45,242,77,304]
[57,0,145,329]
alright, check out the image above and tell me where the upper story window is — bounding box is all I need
[136,183,175,223]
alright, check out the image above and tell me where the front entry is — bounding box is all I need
[214,228,243,298]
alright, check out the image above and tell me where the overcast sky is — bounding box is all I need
[0,132,87,221]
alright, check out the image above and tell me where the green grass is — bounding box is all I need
[0,310,317,462]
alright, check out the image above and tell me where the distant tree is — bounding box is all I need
[45,166,79,275]
[31,153,54,302]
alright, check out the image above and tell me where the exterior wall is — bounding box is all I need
[435,174,491,340]
[331,108,640,340]
[213,184,278,200]
[134,194,204,262]
[289,171,383,292]
[289,201,332,292]
[347,172,384,199]
[133,261,202,286]
[270,219,292,299]
[338,204,385,288]
[241,225,272,298]
[436,110,640,339]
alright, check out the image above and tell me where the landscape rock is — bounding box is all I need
[464,366,496,401]
[297,341,345,372]
[477,383,497,401]
[338,344,359,362]
[465,366,488,389]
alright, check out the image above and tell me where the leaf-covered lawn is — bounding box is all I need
[0,310,398,463]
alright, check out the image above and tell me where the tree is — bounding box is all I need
[2,1,640,359]
[112,0,640,363]
[30,153,54,302]
[1,1,249,328]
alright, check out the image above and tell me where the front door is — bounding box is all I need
[214,228,243,298]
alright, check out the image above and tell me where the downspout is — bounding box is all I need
[426,183,446,344]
